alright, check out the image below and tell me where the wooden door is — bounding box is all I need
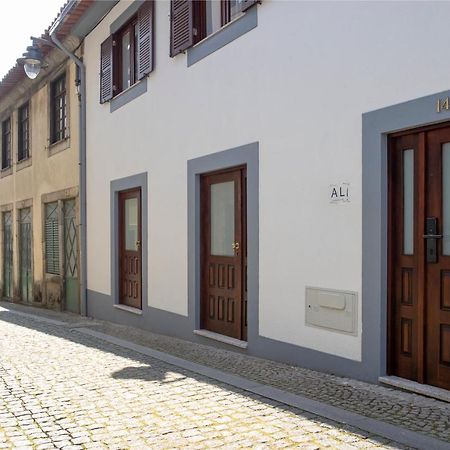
[119,189,142,309]
[389,126,450,390]
[63,199,79,313]
[201,167,247,340]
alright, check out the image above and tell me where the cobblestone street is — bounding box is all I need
[0,308,417,450]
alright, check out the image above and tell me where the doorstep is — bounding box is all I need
[379,376,450,403]
[193,329,248,349]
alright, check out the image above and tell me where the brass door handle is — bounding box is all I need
[136,240,141,247]
[232,242,240,250]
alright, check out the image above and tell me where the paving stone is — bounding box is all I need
[0,303,428,450]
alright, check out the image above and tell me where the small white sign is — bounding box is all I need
[329,182,350,204]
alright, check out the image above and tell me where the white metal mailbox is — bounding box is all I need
[305,287,358,335]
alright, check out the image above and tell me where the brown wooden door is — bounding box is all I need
[119,188,142,309]
[389,126,450,390]
[201,167,247,340]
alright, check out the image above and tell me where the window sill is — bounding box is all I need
[187,5,258,67]
[110,77,148,113]
[113,303,143,315]
[48,137,70,157]
[16,157,32,172]
[45,273,61,282]
[0,167,12,178]
[193,329,248,349]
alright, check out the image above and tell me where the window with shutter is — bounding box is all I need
[45,202,60,275]
[1,117,11,170]
[137,0,154,80]
[100,1,154,103]
[100,36,114,103]
[170,0,195,57]
[50,74,67,144]
[170,0,261,57]
[18,102,30,161]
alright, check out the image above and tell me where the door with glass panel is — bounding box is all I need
[63,199,79,313]
[19,208,32,302]
[119,189,142,309]
[389,126,450,390]
[201,167,247,340]
[3,211,13,298]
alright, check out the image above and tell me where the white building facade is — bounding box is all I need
[84,0,450,390]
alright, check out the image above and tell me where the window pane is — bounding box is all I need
[230,0,243,20]
[403,149,414,255]
[125,198,138,251]
[443,144,450,255]
[211,181,235,256]
[121,30,131,91]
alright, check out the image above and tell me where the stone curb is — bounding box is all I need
[75,328,448,450]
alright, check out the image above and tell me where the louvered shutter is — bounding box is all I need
[170,0,194,57]
[137,0,154,79]
[241,0,260,12]
[45,202,60,275]
[100,36,114,103]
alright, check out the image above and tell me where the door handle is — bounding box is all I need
[424,217,440,263]
[232,242,240,251]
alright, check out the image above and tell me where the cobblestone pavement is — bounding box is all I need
[0,308,413,450]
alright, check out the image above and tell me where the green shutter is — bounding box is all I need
[45,202,60,275]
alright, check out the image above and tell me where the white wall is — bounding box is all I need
[85,0,450,361]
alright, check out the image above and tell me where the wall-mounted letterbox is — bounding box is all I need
[305,287,357,335]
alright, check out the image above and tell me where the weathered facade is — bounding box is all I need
[0,38,81,311]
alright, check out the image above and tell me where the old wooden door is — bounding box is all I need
[63,199,79,313]
[119,189,142,309]
[389,126,450,390]
[19,208,32,303]
[201,167,247,340]
[3,211,12,298]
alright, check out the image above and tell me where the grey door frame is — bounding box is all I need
[362,89,450,380]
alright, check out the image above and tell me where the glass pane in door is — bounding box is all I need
[443,143,450,255]
[403,149,414,255]
[211,181,235,256]
[125,198,138,251]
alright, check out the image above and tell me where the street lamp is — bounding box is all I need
[17,38,51,79]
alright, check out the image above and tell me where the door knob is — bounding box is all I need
[136,240,141,247]
[232,242,240,250]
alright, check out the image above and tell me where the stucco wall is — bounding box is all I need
[84,0,450,362]
[0,60,79,307]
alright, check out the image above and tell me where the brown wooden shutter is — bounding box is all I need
[241,0,260,12]
[100,36,113,104]
[170,0,194,57]
[137,0,154,80]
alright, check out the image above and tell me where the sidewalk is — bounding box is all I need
[1,300,449,448]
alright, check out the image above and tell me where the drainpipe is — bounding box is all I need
[49,32,88,317]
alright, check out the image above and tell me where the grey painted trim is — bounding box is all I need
[362,90,450,381]
[110,78,147,113]
[77,327,449,450]
[88,289,194,339]
[110,172,148,309]
[110,0,144,34]
[187,142,259,341]
[187,6,257,67]
[72,1,118,38]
